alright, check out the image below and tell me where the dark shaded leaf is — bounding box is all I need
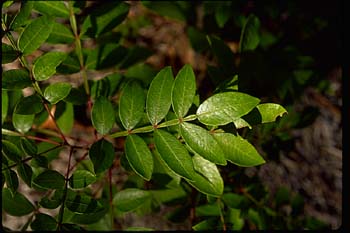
[2,91,8,123]
[14,94,43,115]
[2,188,35,216]
[69,170,96,189]
[17,163,33,187]
[46,22,74,44]
[2,69,32,90]
[89,139,115,173]
[239,14,260,52]
[2,43,19,64]
[32,170,65,190]
[31,213,57,231]
[4,169,19,194]
[2,140,22,162]
[66,189,104,214]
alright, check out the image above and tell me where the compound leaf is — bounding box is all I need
[125,134,153,181]
[171,64,196,118]
[146,67,174,125]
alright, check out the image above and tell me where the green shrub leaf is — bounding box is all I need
[17,163,33,187]
[89,139,115,174]
[33,52,67,81]
[32,170,65,190]
[154,129,196,180]
[81,2,130,38]
[69,170,96,189]
[2,91,8,123]
[239,14,261,52]
[18,15,54,55]
[4,169,19,194]
[44,82,72,104]
[46,22,74,44]
[66,190,104,214]
[196,204,221,216]
[91,96,115,135]
[14,94,43,115]
[171,64,196,118]
[2,140,22,162]
[33,1,69,18]
[186,155,224,197]
[31,213,57,231]
[125,134,153,181]
[2,69,32,90]
[9,1,34,29]
[146,67,174,125]
[244,103,288,125]
[119,81,145,130]
[113,188,151,212]
[13,113,34,133]
[2,43,19,64]
[213,133,265,167]
[56,102,74,134]
[2,188,35,216]
[180,122,226,165]
[196,92,260,126]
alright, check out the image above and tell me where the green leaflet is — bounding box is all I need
[171,64,196,118]
[4,169,19,194]
[31,213,57,231]
[196,204,221,216]
[2,91,8,123]
[89,139,115,174]
[2,188,35,216]
[14,94,43,115]
[20,137,37,156]
[65,189,104,214]
[154,129,196,180]
[242,103,288,126]
[46,22,74,44]
[17,163,33,187]
[186,154,224,197]
[33,52,67,81]
[215,3,231,28]
[13,113,34,133]
[125,134,153,181]
[146,67,174,125]
[18,15,54,55]
[10,1,33,29]
[32,170,65,190]
[33,1,69,18]
[113,188,151,212]
[2,69,32,90]
[213,133,265,167]
[44,82,72,104]
[2,43,19,64]
[81,1,130,38]
[239,14,261,52]
[180,122,226,165]
[2,140,22,162]
[119,81,145,130]
[56,102,74,135]
[69,170,96,189]
[91,96,115,135]
[196,92,260,126]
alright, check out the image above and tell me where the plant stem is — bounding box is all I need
[68,1,90,95]
[217,198,227,231]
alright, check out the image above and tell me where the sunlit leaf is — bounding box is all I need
[17,15,54,55]
[13,113,34,133]
[33,52,67,81]
[213,133,265,167]
[171,64,196,118]
[46,22,74,44]
[125,134,153,181]
[89,139,115,174]
[180,122,226,165]
[146,67,174,125]
[33,1,69,18]
[10,1,33,29]
[17,163,33,187]
[119,81,145,130]
[2,140,22,162]
[113,188,151,212]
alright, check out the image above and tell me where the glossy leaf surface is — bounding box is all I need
[33,1,69,18]
[113,188,151,212]
[2,188,35,216]
[33,52,67,81]
[180,122,226,165]
[213,133,265,167]
[13,113,34,133]
[146,67,174,125]
[125,134,153,181]
[2,69,32,90]
[32,170,65,190]
[18,15,54,55]
[69,170,96,189]
[91,96,115,135]
[154,129,196,180]
[196,92,260,126]
[44,82,72,105]
[89,139,115,174]
[119,81,145,130]
[171,64,196,118]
